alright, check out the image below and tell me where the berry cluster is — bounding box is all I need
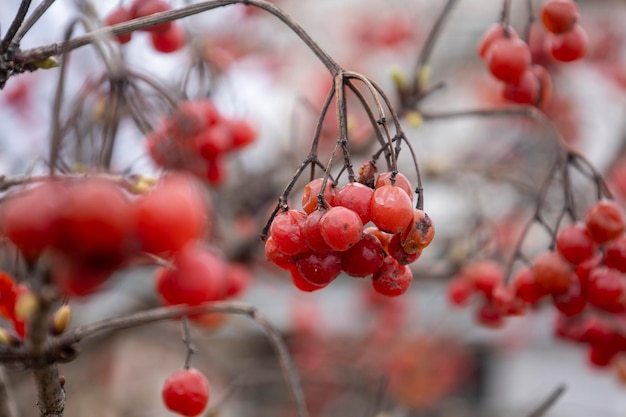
[0,173,248,303]
[147,99,257,186]
[162,368,210,417]
[265,171,435,297]
[448,199,626,336]
[478,0,587,107]
[105,0,186,53]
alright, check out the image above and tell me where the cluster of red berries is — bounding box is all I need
[162,368,210,416]
[478,0,587,107]
[147,99,257,186]
[0,172,248,303]
[448,199,626,334]
[105,0,186,53]
[0,272,28,339]
[265,171,435,297]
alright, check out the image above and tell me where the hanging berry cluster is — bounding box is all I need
[478,0,587,107]
[146,99,257,186]
[105,0,187,53]
[265,168,435,297]
[0,172,248,309]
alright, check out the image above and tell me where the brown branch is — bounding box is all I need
[527,384,566,417]
[1,0,32,52]
[12,0,57,47]
[53,301,309,417]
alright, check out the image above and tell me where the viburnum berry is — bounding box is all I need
[52,256,120,297]
[475,299,504,328]
[541,0,579,34]
[370,185,413,234]
[486,37,532,84]
[333,182,373,224]
[532,250,575,294]
[269,209,307,256]
[586,267,626,313]
[584,199,625,244]
[387,233,421,265]
[371,257,413,297]
[104,7,133,44]
[301,178,335,214]
[605,236,626,273]
[364,227,392,253]
[400,208,434,254]
[513,267,548,305]
[296,250,342,287]
[492,284,525,316]
[552,280,587,316]
[502,69,539,105]
[290,267,327,292]
[302,209,334,253]
[134,0,172,33]
[264,236,296,270]
[478,23,519,59]
[464,260,504,297]
[162,368,209,417]
[375,172,413,198]
[341,233,385,277]
[133,173,211,256]
[447,277,474,307]
[556,222,597,265]
[547,25,588,62]
[155,242,227,306]
[151,24,186,53]
[319,206,363,252]
[229,119,257,149]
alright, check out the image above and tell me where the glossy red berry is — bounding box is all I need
[371,257,412,297]
[269,210,307,256]
[341,233,385,277]
[605,236,626,273]
[556,222,597,265]
[447,277,474,307]
[541,0,579,34]
[334,182,373,224]
[478,23,518,59]
[301,178,334,214]
[162,368,209,417]
[584,199,625,244]
[375,172,413,198]
[319,206,363,252]
[290,267,327,292]
[302,209,334,253]
[513,267,548,305]
[532,251,574,294]
[502,69,539,105]
[264,236,296,270]
[552,280,587,316]
[487,37,532,83]
[296,251,342,287]
[586,267,626,313]
[151,24,186,53]
[547,25,588,62]
[370,185,413,234]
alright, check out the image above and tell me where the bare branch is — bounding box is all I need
[528,384,566,417]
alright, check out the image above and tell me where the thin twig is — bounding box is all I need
[1,0,32,52]
[12,0,57,46]
[527,384,566,417]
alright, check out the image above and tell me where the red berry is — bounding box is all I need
[464,260,504,297]
[319,206,363,252]
[513,267,548,305]
[370,185,413,234]
[375,172,413,198]
[296,251,342,287]
[334,182,373,224]
[151,24,186,53]
[301,178,334,214]
[556,222,597,265]
[387,233,421,265]
[487,37,532,83]
[475,299,505,328]
[229,119,257,149]
[502,69,539,105]
[371,257,412,297]
[552,280,587,316]
[104,7,133,44]
[400,208,434,253]
[264,236,295,270]
[162,368,209,417]
[155,242,227,306]
[588,344,618,368]
[605,236,626,273]
[584,199,625,243]
[341,233,385,277]
[134,173,210,256]
[302,209,335,253]
[269,210,307,256]
[586,267,626,313]
[541,0,579,34]
[290,267,327,292]
[478,23,518,60]
[532,251,574,294]
[447,277,474,307]
[547,25,588,62]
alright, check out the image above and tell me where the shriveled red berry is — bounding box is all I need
[400,209,434,253]
[370,185,413,234]
[584,199,625,244]
[547,25,588,62]
[341,233,385,277]
[301,178,334,214]
[319,206,363,252]
[478,23,518,59]
[334,182,373,224]
[162,368,209,417]
[556,222,597,265]
[541,0,579,34]
[487,37,532,83]
[532,251,574,294]
[269,210,307,256]
[296,251,342,287]
[371,257,412,297]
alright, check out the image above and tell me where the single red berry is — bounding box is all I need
[375,172,413,198]
[319,206,363,252]
[194,123,232,160]
[547,25,588,62]
[334,182,373,224]
[556,222,597,265]
[229,119,257,149]
[475,299,505,329]
[371,257,412,297]
[301,178,334,214]
[387,233,421,265]
[162,368,209,417]
[302,209,335,253]
[447,277,474,307]
[370,185,414,234]
[52,256,118,297]
[605,236,626,273]
[588,344,618,368]
[478,23,519,60]
[586,267,626,313]
[552,280,587,316]
[541,0,579,34]
[532,251,574,294]
[104,7,133,44]
[487,37,532,84]
[464,260,504,297]
[513,267,548,305]
[224,263,251,298]
[290,267,327,292]
[296,251,342,287]
[134,173,210,256]
[341,233,385,277]
[585,199,625,243]
[400,209,434,254]
[502,69,539,105]
[264,236,296,270]
[269,210,307,256]
[151,24,186,53]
